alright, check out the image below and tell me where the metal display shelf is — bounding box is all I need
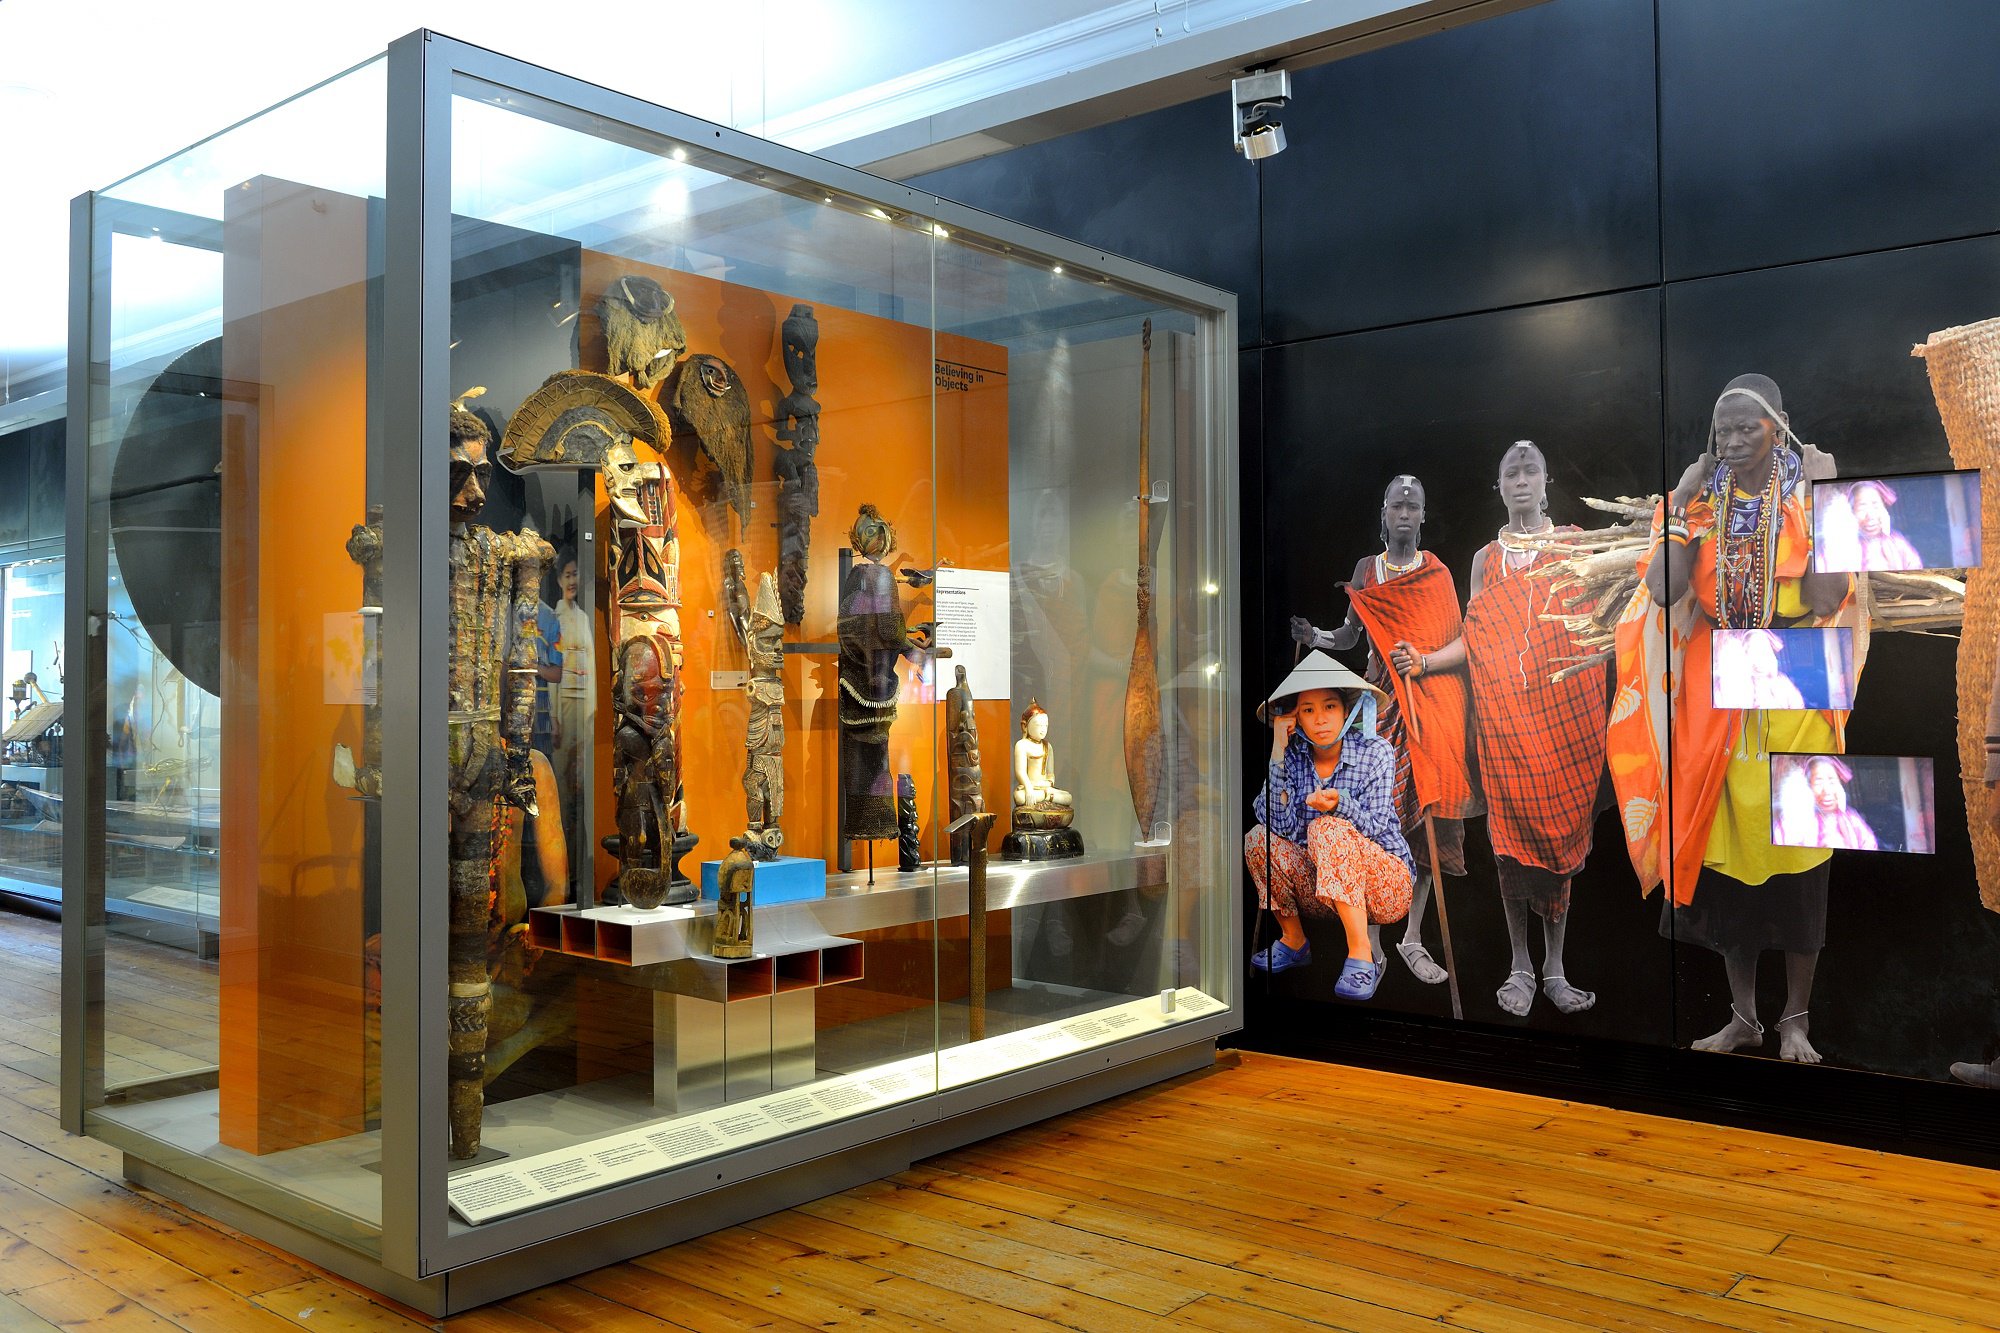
[530,848,1166,968]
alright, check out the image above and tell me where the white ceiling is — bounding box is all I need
[0,0,1112,400]
[0,0,1536,415]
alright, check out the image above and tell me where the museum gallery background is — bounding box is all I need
[914,0,2000,1150]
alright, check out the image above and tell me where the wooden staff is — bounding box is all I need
[1124,320,1164,840]
[1397,684,1464,1020]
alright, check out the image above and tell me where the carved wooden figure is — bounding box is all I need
[946,664,983,865]
[603,436,691,908]
[441,405,552,1160]
[712,837,755,959]
[775,304,821,625]
[743,572,786,860]
[836,505,936,845]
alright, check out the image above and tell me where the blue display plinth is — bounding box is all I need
[699,854,828,904]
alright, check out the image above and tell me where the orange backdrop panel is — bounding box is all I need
[218,179,370,1154]
[576,253,1011,880]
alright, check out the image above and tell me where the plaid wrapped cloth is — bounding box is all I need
[1347,555,1480,876]
[1464,542,1609,879]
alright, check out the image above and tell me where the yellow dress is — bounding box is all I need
[1701,579,1835,885]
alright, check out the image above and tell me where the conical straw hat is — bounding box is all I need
[1255,649,1386,724]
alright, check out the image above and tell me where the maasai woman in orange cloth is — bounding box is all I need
[1608,374,1851,1063]
[1459,442,1610,1017]
[1292,474,1480,988]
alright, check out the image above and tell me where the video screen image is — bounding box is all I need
[1811,470,1982,573]
[1769,754,1936,853]
[1711,627,1855,711]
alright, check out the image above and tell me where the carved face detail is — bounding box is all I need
[1026,711,1048,743]
[450,436,492,525]
[603,436,655,526]
[781,303,820,393]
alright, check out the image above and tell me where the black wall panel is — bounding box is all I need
[1259,0,1658,342]
[1256,290,1668,1038]
[910,94,1263,345]
[1660,0,2000,279]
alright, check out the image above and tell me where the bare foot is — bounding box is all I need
[1541,975,1596,1014]
[1397,940,1448,985]
[1692,1011,1763,1053]
[1496,970,1535,1017]
[1776,1014,1821,1064]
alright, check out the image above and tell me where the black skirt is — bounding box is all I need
[1660,861,1829,955]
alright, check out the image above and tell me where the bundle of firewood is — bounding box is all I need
[1499,495,1966,683]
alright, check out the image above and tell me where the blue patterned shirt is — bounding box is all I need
[1253,733,1414,876]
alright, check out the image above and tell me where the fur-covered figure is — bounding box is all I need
[669,352,754,528]
[599,275,687,391]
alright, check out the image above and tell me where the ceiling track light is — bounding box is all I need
[1232,68,1291,161]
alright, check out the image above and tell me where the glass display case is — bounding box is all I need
[64,31,1239,1313]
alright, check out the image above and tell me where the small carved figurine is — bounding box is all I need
[712,836,754,959]
[897,773,920,871]
[946,664,983,865]
[1002,700,1085,862]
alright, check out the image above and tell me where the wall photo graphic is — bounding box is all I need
[1253,277,2000,1089]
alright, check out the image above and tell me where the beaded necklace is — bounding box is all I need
[1712,458,1782,629]
[1377,549,1422,578]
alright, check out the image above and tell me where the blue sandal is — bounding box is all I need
[1333,956,1382,1000]
[1251,939,1312,973]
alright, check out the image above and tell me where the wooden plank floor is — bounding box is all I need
[1,908,1996,1330]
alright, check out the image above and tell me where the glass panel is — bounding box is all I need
[81,55,387,1253]
[437,78,946,1227]
[1,557,65,900]
[927,228,1233,1089]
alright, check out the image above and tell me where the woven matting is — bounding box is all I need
[1917,316,2000,912]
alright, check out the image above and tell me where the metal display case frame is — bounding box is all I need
[63,29,1240,1314]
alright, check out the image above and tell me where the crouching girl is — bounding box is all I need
[1246,651,1416,999]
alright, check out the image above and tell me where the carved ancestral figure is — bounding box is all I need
[602,436,691,906]
[600,275,687,391]
[946,664,983,865]
[721,548,751,645]
[712,837,754,959]
[775,304,822,625]
[440,404,551,1160]
[837,504,935,843]
[742,573,786,860]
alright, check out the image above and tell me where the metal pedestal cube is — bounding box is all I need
[529,903,863,1113]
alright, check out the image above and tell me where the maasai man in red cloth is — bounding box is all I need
[1292,474,1480,987]
[1457,442,1610,1017]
